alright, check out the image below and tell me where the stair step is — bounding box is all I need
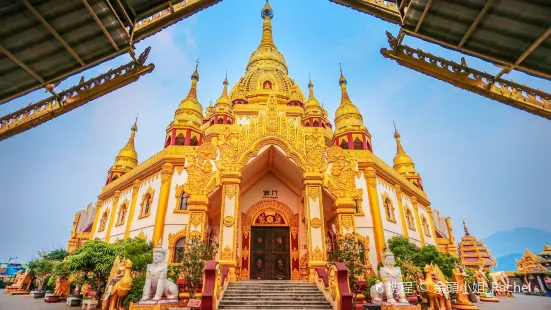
[219,281,331,308]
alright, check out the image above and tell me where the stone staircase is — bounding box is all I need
[218,280,333,309]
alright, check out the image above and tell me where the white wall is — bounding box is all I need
[93,197,114,241]
[401,194,422,245]
[127,173,161,240]
[109,187,133,241]
[354,173,373,228]
[418,205,436,246]
[376,178,406,242]
[241,173,298,214]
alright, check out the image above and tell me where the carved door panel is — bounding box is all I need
[251,227,290,280]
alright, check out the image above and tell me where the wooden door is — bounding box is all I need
[250,226,290,280]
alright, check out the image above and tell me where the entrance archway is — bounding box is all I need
[240,200,299,280]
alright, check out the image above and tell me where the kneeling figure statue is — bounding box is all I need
[140,245,179,301]
[370,248,409,304]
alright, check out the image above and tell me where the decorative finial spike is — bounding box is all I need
[393,120,396,131]
[195,59,200,71]
[339,63,343,75]
[463,220,470,236]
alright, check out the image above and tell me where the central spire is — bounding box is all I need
[259,0,275,47]
[245,0,287,73]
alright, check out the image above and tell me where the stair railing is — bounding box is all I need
[315,262,353,310]
[200,261,229,310]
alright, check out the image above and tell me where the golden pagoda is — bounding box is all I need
[458,221,496,271]
[69,1,457,284]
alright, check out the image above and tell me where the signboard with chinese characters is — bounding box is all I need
[262,189,278,199]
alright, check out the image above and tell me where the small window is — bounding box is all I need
[217,118,224,124]
[422,216,431,237]
[189,136,198,146]
[98,212,108,232]
[339,139,349,149]
[174,237,186,263]
[116,204,127,226]
[384,198,396,222]
[263,81,272,89]
[305,122,310,127]
[165,136,171,147]
[227,119,233,124]
[175,133,186,146]
[112,175,119,181]
[179,192,189,211]
[355,200,360,214]
[313,120,319,127]
[140,193,152,218]
[353,137,363,150]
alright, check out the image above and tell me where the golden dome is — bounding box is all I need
[229,1,305,105]
[112,120,138,171]
[392,123,419,177]
[334,65,366,133]
[174,62,203,128]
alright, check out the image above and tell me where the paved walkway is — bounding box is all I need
[1,290,550,309]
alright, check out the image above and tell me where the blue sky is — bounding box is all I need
[1,0,550,262]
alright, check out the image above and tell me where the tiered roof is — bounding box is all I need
[458,221,496,271]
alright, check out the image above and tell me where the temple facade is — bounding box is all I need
[68,1,455,282]
[458,221,496,271]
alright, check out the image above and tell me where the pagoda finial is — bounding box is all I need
[190,59,200,82]
[132,113,138,132]
[259,0,275,47]
[463,220,470,236]
[393,121,405,154]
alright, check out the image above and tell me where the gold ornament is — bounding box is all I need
[183,142,219,196]
[307,186,320,201]
[225,184,237,199]
[137,231,147,240]
[341,214,354,231]
[310,217,322,228]
[223,216,235,227]
[312,246,324,261]
[190,213,203,228]
[221,245,233,260]
[326,146,361,199]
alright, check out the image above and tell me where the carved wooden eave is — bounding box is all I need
[381,32,551,120]
[133,0,222,42]
[0,47,155,141]
[329,0,402,24]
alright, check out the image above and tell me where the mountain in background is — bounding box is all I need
[482,227,551,271]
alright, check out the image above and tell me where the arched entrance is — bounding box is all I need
[240,200,299,280]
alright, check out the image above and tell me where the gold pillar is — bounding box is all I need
[218,172,241,282]
[90,199,103,238]
[124,179,141,240]
[303,172,327,283]
[105,191,121,243]
[363,168,385,262]
[412,197,425,246]
[427,208,438,243]
[394,185,409,239]
[186,194,209,240]
[152,163,174,246]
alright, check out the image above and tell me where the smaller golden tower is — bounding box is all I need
[106,118,138,184]
[303,74,331,130]
[207,72,234,126]
[392,122,423,190]
[165,61,204,147]
[333,64,372,151]
[458,220,496,271]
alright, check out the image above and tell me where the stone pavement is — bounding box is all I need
[1,290,550,310]
[476,293,551,310]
